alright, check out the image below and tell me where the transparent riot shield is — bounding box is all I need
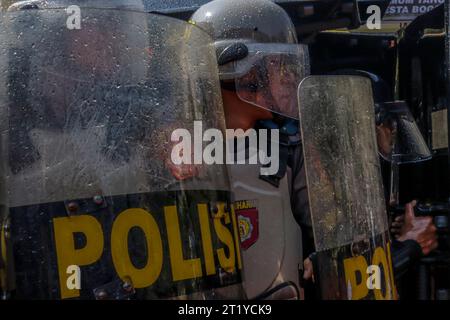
[298,76,397,300]
[0,5,244,300]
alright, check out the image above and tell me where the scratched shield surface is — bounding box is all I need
[0,6,243,299]
[298,75,396,300]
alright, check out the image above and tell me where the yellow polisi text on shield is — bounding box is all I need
[53,202,241,299]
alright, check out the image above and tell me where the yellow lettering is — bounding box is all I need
[214,204,235,272]
[198,204,216,276]
[111,208,163,288]
[386,242,398,300]
[230,205,242,270]
[53,215,104,299]
[372,246,391,300]
[0,220,8,292]
[165,205,202,281]
[343,255,369,300]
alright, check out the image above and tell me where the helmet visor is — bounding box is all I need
[221,43,309,120]
[376,101,432,164]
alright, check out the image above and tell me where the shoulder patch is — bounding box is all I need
[235,200,259,250]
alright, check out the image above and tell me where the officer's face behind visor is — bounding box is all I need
[376,101,431,164]
[218,43,308,120]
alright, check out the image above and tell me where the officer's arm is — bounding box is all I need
[287,141,315,257]
[391,239,423,280]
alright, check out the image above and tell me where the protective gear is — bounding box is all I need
[190,0,309,120]
[298,75,397,300]
[0,1,244,299]
[190,0,297,44]
[376,101,432,164]
[190,0,307,299]
[328,70,431,164]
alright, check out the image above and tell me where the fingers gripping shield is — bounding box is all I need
[298,76,397,300]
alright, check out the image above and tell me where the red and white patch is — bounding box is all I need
[235,200,259,250]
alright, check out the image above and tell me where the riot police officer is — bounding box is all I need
[190,0,311,299]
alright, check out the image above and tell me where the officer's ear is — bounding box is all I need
[215,42,248,66]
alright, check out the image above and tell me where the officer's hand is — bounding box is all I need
[165,159,199,181]
[397,200,438,256]
[303,257,314,282]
